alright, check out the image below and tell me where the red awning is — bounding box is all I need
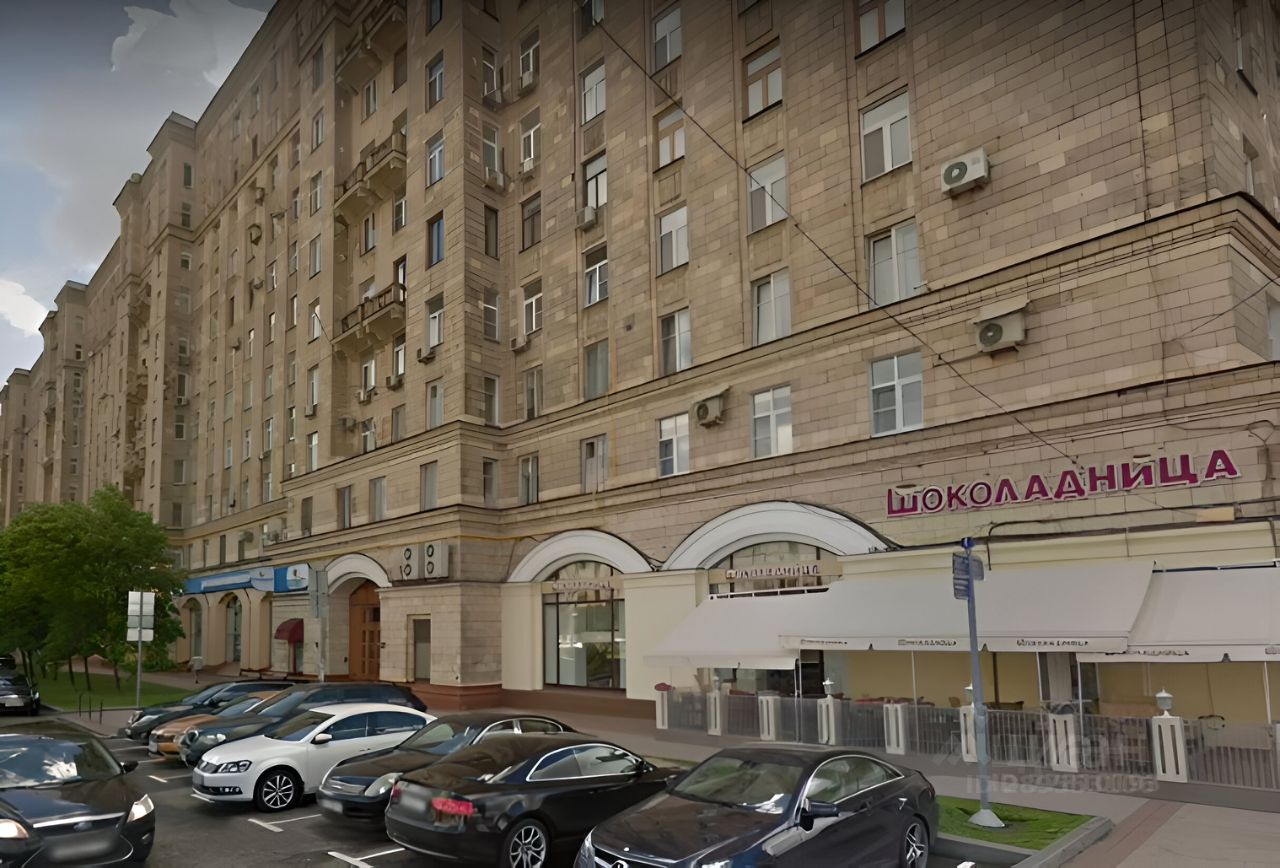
[274,618,304,643]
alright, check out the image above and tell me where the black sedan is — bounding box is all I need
[118,679,293,741]
[0,723,156,865]
[0,674,38,716]
[320,712,573,821]
[386,734,680,868]
[578,744,938,868]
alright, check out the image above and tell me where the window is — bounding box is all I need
[309,235,322,276]
[337,486,353,529]
[482,125,500,174]
[173,459,187,484]
[243,428,252,461]
[287,406,297,440]
[395,255,407,286]
[521,195,542,249]
[309,300,322,339]
[264,365,275,396]
[584,340,609,399]
[584,152,608,208]
[519,455,539,505]
[870,219,921,306]
[658,413,689,476]
[745,43,782,116]
[393,187,406,232]
[180,203,192,228]
[183,162,193,188]
[394,45,408,90]
[1270,302,1280,361]
[654,7,681,68]
[427,295,445,347]
[427,380,444,428]
[289,294,299,328]
[312,109,324,150]
[307,365,320,408]
[391,404,406,441]
[176,372,189,400]
[291,187,301,219]
[656,105,685,167]
[524,366,542,419]
[752,385,792,457]
[485,206,499,258]
[179,252,192,270]
[428,0,443,28]
[748,155,787,231]
[1244,138,1259,196]
[289,241,299,274]
[263,416,275,451]
[871,351,923,435]
[753,270,792,344]
[521,110,541,165]
[361,356,377,391]
[582,435,607,492]
[520,31,540,78]
[483,289,500,340]
[177,290,191,313]
[362,77,378,118]
[174,414,186,440]
[660,308,692,374]
[483,375,500,424]
[581,0,604,29]
[362,213,377,253]
[262,470,273,503]
[482,458,498,507]
[393,334,406,376]
[857,0,905,52]
[582,62,606,122]
[301,496,314,535]
[311,47,324,89]
[659,206,689,272]
[426,132,445,185]
[427,54,444,108]
[584,246,609,305]
[420,462,438,510]
[427,213,445,265]
[291,131,302,166]
[268,260,278,290]
[482,47,498,97]
[523,282,543,333]
[309,172,322,213]
[370,476,386,521]
[861,91,911,179]
[232,111,241,138]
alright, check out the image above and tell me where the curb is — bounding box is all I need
[934,833,1033,866]
[1013,816,1114,868]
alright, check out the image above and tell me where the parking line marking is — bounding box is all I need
[147,773,190,783]
[327,850,403,868]
[275,813,320,825]
[362,848,404,860]
[247,818,284,833]
[246,813,320,833]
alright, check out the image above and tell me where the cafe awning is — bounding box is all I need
[273,618,304,643]
[1078,566,1280,664]
[645,591,818,671]
[778,561,1154,654]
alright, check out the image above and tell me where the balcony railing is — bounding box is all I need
[335,132,406,220]
[335,0,406,90]
[338,282,406,340]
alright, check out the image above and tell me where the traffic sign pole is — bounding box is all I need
[135,593,144,710]
[960,538,1003,829]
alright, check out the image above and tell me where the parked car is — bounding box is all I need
[0,656,16,671]
[192,703,433,812]
[179,681,427,766]
[318,712,573,821]
[118,679,294,741]
[578,744,938,868]
[147,691,280,759]
[385,734,681,867]
[0,673,39,716]
[0,722,156,865]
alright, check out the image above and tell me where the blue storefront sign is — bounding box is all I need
[182,566,303,595]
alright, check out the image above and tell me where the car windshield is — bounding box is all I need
[399,721,480,755]
[217,696,267,717]
[251,691,303,718]
[264,710,332,742]
[181,684,225,704]
[672,755,804,814]
[0,675,29,688]
[0,733,122,789]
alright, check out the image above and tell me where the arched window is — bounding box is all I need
[185,600,203,658]
[541,561,624,690]
[710,541,829,594]
[224,596,242,663]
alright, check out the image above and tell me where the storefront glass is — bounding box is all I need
[542,561,624,690]
[224,597,242,663]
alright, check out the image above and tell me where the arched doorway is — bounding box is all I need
[185,599,204,659]
[541,561,624,690]
[223,595,242,665]
[348,581,381,680]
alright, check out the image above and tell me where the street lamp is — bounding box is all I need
[1155,688,1174,717]
[822,678,835,697]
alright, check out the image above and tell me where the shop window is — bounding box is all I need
[542,561,624,689]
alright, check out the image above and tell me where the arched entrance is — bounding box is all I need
[348,581,381,680]
[223,595,243,665]
[185,599,204,659]
[541,561,625,690]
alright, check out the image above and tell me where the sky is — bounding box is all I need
[0,0,273,384]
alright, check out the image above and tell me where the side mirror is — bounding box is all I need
[120,760,138,773]
[313,732,333,745]
[802,800,839,820]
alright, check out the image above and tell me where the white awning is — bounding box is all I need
[1078,566,1280,664]
[644,591,817,671]
[779,561,1154,654]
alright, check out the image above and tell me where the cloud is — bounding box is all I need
[0,279,50,337]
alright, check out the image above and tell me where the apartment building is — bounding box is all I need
[4,0,1280,720]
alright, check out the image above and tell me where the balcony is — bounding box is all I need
[335,282,406,351]
[335,0,406,92]
[126,372,148,403]
[335,132,406,223]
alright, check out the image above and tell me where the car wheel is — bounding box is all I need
[899,816,929,868]
[500,818,550,868]
[254,768,301,812]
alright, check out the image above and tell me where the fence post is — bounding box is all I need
[1151,714,1188,783]
[959,704,978,763]
[817,696,837,745]
[884,703,906,755]
[706,690,723,737]
[758,694,780,741]
[1048,712,1079,772]
[655,689,670,731]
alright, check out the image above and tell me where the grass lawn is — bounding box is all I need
[36,672,192,711]
[939,796,1091,850]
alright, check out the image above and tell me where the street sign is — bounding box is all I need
[126,591,156,631]
[952,552,985,582]
[953,574,971,601]
[126,627,154,642]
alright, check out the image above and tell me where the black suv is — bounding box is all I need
[0,671,38,715]
[119,679,295,741]
[180,681,426,765]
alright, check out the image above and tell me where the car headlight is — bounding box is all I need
[365,773,400,797]
[0,819,29,840]
[128,710,142,724]
[133,714,157,728]
[215,760,253,774]
[128,795,155,822]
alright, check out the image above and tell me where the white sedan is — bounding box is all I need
[192,702,434,812]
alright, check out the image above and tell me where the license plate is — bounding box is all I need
[0,698,21,707]
[48,835,113,860]
[148,738,159,753]
[318,797,342,814]
[399,791,426,812]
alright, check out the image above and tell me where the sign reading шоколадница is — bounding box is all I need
[886,449,1240,518]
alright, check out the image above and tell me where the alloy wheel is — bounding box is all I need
[903,820,929,868]
[507,823,547,868]
[261,773,295,810]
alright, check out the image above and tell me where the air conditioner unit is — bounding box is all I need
[259,450,271,460]
[253,186,265,204]
[385,374,404,390]
[483,167,507,191]
[519,69,536,94]
[577,206,598,230]
[416,346,436,363]
[423,540,451,578]
[175,396,189,406]
[357,388,374,404]
[519,157,536,177]
[483,84,504,107]
[941,147,990,195]
[238,530,254,543]
[510,333,528,353]
[973,296,1028,353]
[304,403,318,418]
[693,394,725,427]
[250,277,264,291]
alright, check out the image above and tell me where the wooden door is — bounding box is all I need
[348,581,382,679]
